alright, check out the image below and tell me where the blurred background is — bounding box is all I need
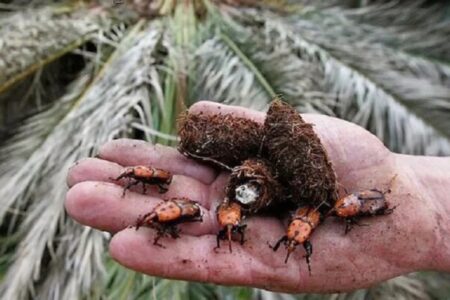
[0,0,449,299]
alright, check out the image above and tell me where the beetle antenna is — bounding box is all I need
[313,200,328,213]
[183,151,233,171]
[325,206,336,217]
[271,235,287,252]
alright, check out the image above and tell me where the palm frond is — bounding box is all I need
[35,228,107,299]
[0,64,95,242]
[243,10,450,155]
[193,35,270,109]
[286,6,450,140]
[192,16,333,113]
[0,21,129,229]
[289,6,450,84]
[417,272,450,299]
[0,20,169,299]
[0,7,103,95]
[332,273,430,300]
[341,2,450,61]
[222,21,335,114]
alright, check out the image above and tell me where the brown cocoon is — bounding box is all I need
[177,111,264,169]
[264,100,338,213]
[226,158,284,213]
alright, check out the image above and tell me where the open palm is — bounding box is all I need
[65,101,438,293]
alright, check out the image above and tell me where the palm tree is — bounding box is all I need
[1,0,449,299]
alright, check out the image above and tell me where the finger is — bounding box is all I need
[65,181,217,234]
[110,219,407,294]
[109,225,303,292]
[97,139,217,184]
[189,101,265,123]
[66,157,211,208]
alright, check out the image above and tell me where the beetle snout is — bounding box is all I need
[284,240,297,263]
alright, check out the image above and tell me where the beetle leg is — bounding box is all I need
[380,205,397,215]
[271,235,288,252]
[153,229,166,248]
[215,225,245,252]
[344,218,353,234]
[216,233,221,250]
[136,212,154,230]
[141,182,147,194]
[345,218,368,234]
[114,172,128,181]
[168,225,181,239]
[191,215,203,223]
[136,215,144,230]
[183,216,203,223]
[123,180,140,197]
[157,184,169,194]
[237,224,247,245]
[353,218,369,227]
[303,240,313,275]
[153,236,166,248]
[215,228,226,250]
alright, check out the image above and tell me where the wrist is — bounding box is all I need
[397,154,450,272]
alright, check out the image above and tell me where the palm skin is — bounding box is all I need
[65,101,441,293]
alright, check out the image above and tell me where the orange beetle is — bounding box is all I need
[216,200,247,253]
[136,198,202,247]
[272,206,321,274]
[114,166,172,196]
[332,189,395,233]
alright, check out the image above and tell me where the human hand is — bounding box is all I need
[65,101,448,293]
